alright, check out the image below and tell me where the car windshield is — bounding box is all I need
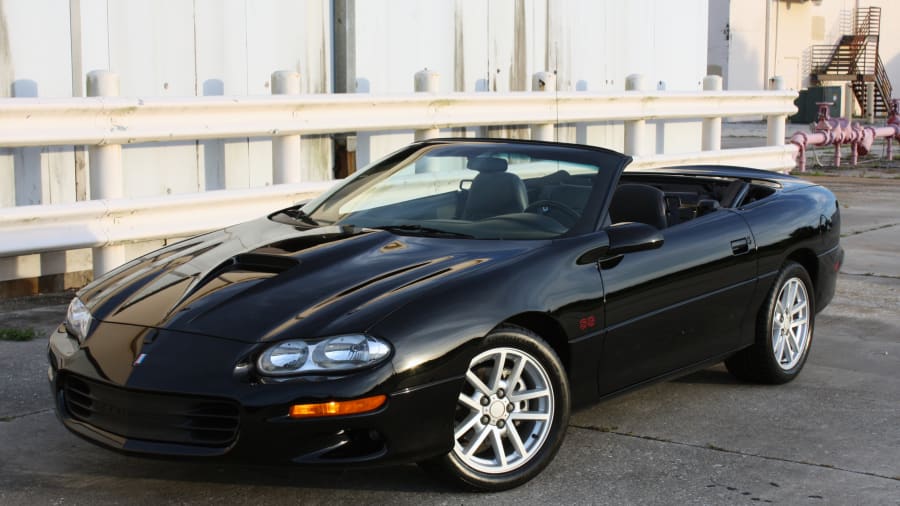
[289,141,626,240]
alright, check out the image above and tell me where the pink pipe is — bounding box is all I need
[790,101,900,172]
[790,130,830,172]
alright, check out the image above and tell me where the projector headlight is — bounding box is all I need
[65,297,93,343]
[257,335,392,376]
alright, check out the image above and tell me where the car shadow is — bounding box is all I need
[672,366,742,385]
[69,453,453,493]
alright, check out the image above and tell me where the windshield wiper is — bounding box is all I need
[277,206,319,226]
[372,224,474,239]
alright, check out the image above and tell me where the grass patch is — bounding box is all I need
[0,328,38,342]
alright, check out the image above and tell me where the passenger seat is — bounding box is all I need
[609,184,668,230]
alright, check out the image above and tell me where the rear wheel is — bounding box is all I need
[420,325,570,491]
[726,261,815,383]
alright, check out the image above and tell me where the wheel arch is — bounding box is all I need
[501,312,571,374]
[786,247,819,292]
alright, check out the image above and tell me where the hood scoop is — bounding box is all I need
[193,252,300,288]
[230,253,299,274]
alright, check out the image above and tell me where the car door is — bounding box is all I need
[597,209,757,394]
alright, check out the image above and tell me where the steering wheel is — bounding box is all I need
[524,200,581,227]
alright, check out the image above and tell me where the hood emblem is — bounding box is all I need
[133,353,148,366]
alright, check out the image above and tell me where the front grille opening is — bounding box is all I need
[62,374,239,448]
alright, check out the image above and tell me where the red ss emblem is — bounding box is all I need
[579,315,596,331]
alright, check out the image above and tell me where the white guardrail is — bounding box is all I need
[0,70,799,276]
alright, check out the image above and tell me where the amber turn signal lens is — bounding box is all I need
[289,394,387,418]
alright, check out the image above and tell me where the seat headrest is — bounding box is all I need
[467,157,508,173]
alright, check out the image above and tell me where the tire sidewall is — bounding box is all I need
[760,262,816,380]
[443,327,571,491]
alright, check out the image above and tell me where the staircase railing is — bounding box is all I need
[875,55,892,107]
[808,6,891,115]
[810,36,874,75]
[854,6,880,37]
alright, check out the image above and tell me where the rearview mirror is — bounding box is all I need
[607,222,664,255]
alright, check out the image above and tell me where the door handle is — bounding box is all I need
[730,237,750,255]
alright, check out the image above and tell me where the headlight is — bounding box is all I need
[65,297,93,342]
[257,335,391,376]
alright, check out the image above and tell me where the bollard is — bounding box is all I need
[271,71,303,184]
[702,76,723,151]
[531,72,556,142]
[414,69,440,141]
[766,76,786,147]
[624,74,648,156]
[86,70,125,276]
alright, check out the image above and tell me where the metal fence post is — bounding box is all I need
[414,69,440,141]
[86,70,125,276]
[531,72,556,141]
[624,74,647,156]
[767,76,786,146]
[702,75,723,151]
[271,71,303,184]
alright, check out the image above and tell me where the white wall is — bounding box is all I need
[354,0,709,164]
[724,0,900,98]
[0,0,333,284]
[864,0,900,93]
[0,0,711,287]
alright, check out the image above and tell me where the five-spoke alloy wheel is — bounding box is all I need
[421,326,570,491]
[771,276,811,370]
[726,261,816,384]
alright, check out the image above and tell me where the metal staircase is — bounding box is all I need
[811,7,892,116]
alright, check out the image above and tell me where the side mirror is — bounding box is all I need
[576,222,664,265]
[606,222,664,255]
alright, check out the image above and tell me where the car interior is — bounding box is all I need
[611,174,778,229]
[296,152,780,239]
[453,161,779,233]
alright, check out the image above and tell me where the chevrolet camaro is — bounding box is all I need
[48,139,843,490]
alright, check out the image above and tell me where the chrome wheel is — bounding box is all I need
[452,347,554,474]
[771,277,810,370]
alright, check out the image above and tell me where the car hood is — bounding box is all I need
[79,217,540,343]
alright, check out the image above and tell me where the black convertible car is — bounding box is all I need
[48,139,842,490]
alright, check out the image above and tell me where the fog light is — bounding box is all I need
[289,395,387,418]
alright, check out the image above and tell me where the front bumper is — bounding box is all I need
[815,244,844,312]
[47,322,460,465]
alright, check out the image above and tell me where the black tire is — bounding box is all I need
[725,261,816,384]
[419,325,570,491]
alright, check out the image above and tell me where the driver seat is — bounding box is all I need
[609,184,668,230]
[463,158,528,220]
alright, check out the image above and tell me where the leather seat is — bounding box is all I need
[609,184,668,230]
[463,158,528,220]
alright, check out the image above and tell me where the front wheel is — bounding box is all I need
[725,261,816,384]
[420,325,570,491]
